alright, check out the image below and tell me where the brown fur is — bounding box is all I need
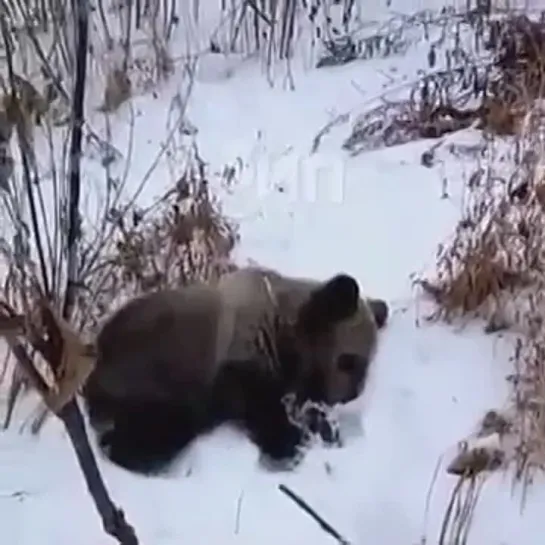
[83,266,388,474]
[218,266,383,404]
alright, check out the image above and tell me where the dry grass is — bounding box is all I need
[72,145,239,333]
[413,13,545,543]
[436,473,486,545]
[0,0,370,116]
[335,9,545,544]
[0,0,243,433]
[419,101,545,476]
[417,137,545,539]
[0,6,242,540]
[423,408,519,544]
[333,10,545,503]
[5,3,545,542]
[343,9,545,155]
[0,143,240,431]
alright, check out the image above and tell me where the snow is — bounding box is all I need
[2,1,545,545]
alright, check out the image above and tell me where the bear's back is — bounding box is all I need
[93,284,223,401]
[215,267,285,364]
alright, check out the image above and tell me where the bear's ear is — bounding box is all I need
[367,298,389,329]
[296,274,360,337]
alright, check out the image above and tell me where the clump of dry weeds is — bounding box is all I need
[418,88,545,545]
[343,10,545,156]
[417,154,543,329]
[1,145,239,432]
[343,9,545,542]
[74,147,239,334]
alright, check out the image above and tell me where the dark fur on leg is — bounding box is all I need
[214,363,308,469]
[89,398,212,475]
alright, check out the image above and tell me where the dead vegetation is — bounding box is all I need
[312,5,545,543]
[419,97,545,476]
[0,5,146,541]
[0,30,239,542]
[73,146,239,333]
[342,7,545,155]
[1,144,240,431]
[0,0,372,121]
[406,11,545,544]
[0,0,243,433]
[5,2,545,544]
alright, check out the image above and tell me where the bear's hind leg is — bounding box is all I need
[99,400,204,475]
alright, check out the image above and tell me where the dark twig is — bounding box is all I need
[58,400,139,545]
[62,0,88,321]
[56,1,139,544]
[311,113,350,154]
[278,484,351,545]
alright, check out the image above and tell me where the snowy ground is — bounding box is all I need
[2,1,545,544]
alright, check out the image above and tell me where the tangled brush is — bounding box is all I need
[74,146,239,333]
[1,145,240,432]
[418,94,545,545]
[344,10,545,155]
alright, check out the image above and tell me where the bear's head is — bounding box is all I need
[280,274,387,405]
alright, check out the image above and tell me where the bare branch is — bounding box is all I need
[278,484,351,545]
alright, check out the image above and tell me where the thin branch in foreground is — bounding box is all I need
[53,1,140,544]
[58,399,139,545]
[0,294,137,545]
[62,0,88,320]
[278,484,351,545]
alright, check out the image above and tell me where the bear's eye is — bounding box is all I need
[337,354,358,374]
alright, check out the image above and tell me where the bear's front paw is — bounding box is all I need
[256,422,308,471]
[306,406,342,447]
[294,403,342,448]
